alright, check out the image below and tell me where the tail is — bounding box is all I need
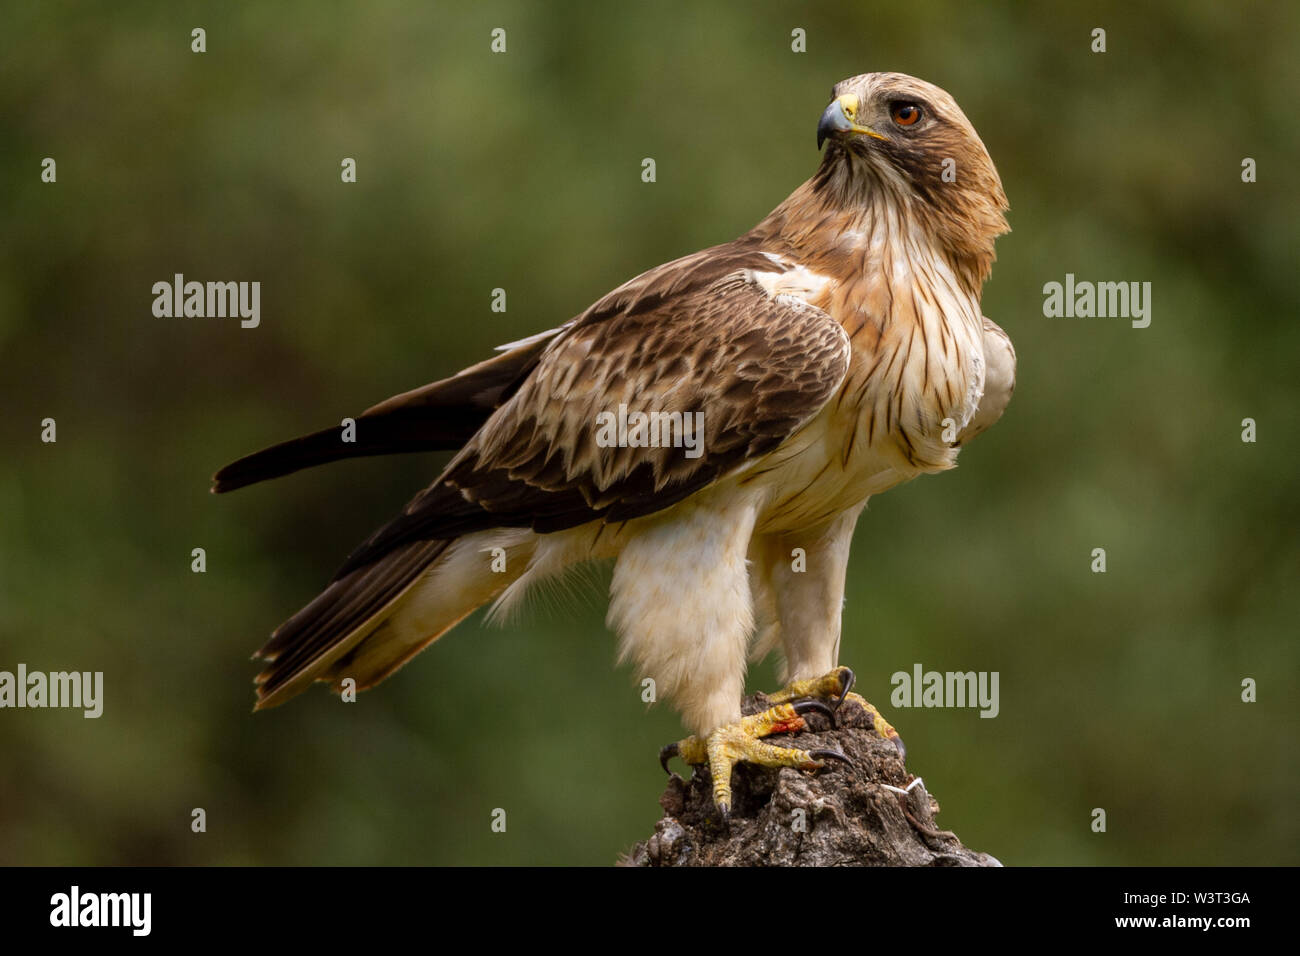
[253,529,536,709]
[210,332,564,707]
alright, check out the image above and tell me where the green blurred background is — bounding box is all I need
[1,1,1296,865]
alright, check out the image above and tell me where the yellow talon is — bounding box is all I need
[767,665,856,706]
[658,666,903,816]
[659,700,848,817]
[845,690,906,760]
[769,665,906,760]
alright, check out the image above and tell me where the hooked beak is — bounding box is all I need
[817,94,886,149]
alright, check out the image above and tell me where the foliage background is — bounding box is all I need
[1,1,1296,865]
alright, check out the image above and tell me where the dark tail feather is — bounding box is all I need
[211,329,561,494]
[211,410,479,493]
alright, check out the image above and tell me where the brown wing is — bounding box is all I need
[957,315,1016,444]
[332,262,851,578]
[249,244,849,706]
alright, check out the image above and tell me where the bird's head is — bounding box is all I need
[813,72,1009,286]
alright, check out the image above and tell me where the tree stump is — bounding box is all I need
[623,692,1001,866]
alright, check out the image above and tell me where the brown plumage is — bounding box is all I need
[214,72,1013,739]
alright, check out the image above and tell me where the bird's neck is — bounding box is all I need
[751,170,996,298]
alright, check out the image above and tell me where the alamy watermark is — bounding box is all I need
[50,886,150,936]
[152,273,260,328]
[0,664,102,718]
[1042,273,1150,328]
[594,404,704,459]
[891,663,999,718]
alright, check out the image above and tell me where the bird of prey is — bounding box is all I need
[214,72,1013,816]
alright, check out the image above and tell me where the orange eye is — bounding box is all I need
[892,103,922,127]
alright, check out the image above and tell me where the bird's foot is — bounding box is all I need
[659,700,849,819]
[767,665,906,761]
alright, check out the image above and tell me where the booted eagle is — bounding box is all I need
[214,72,1013,814]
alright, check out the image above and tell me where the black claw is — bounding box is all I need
[659,742,679,775]
[833,666,857,710]
[792,698,836,722]
[809,748,852,766]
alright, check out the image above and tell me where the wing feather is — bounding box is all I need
[210,330,562,493]
[333,264,850,577]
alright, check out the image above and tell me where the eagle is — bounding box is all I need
[214,72,1013,816]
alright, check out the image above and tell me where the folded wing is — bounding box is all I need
[333,263,852,578]
[239,244,852,706]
